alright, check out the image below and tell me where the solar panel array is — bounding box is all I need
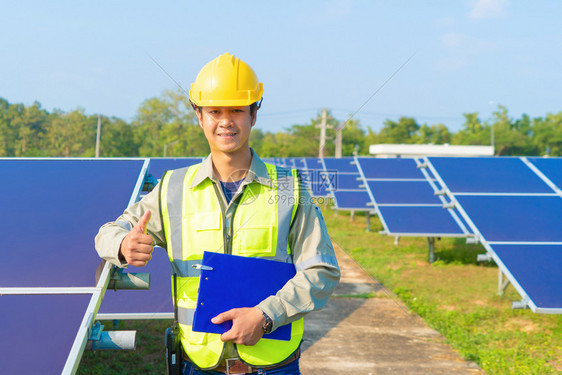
[97,157,206,320]
[0,158,148,374]
[323,157,373,210]
[2,155,561,373]
[268,155,562,314]
[425,156,562,313]
[147,157,204,181]
[356,157,470,237]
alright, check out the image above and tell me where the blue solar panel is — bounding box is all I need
[427,156,562,313]
[355,157,469,237]
[332,191,372,209]
[378,206,466,235]
[1,293,92,374]
[283,158,295,168]
[98,248,173,316]
[528,157,562,190]
[149,157,202,180]
[328,173,363,190]
[357,158,425,179]
[323,158,357,173]
[0,159,146,287]
[428,157,553,193]
[310,182,330,197]
[456,195,562,242]
[304,158,325,170]
[293,158,306,170]
[367,181,442,204]
[490,244,562,311]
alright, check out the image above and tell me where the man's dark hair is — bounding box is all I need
[191,99,262,115]
[249,101,258,115]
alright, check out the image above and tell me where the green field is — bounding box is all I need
[324,209,561,375]
[79,207,562,375]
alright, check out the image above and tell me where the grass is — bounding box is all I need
[78,319,170,374]
[78,206,562,375]
[324,208,562,375]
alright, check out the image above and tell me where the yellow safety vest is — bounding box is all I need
[159,162,304,370]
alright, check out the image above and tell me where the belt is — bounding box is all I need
[184,348,300,374]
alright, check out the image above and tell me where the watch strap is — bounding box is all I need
[261,310,273,334]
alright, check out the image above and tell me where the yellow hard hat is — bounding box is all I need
[189,53,263,107]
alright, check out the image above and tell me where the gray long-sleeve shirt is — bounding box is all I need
[95,152,340,332]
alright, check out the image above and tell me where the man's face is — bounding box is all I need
[196,106,256,155]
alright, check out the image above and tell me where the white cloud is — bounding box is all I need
[435,32,496,72]
[298,0,353,25]
[468,0,508,20]
[436,17,456,27]
[439,32,496,51]
[435,56,469,72]
[441,33,466,48]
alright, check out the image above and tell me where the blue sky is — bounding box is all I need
[1,0,561,133]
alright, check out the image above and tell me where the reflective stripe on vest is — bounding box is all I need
[160,162,303,369]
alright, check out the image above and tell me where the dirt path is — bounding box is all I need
[299,243,486,374]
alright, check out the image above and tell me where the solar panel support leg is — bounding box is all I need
[86,322,137,350]
[427,237,436,263]
[512,297,529,310]
[498,269,510,296]
[108,267,150,290]
[365,211,371,232]
[394,236,400,245]
[350,210,355,221]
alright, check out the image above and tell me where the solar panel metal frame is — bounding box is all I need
[96,244,174,320]
[355,157,471,237]
[0,157,150,373]
[303,157,325,171]
[524,157,562,195]
[147,157,204,180]
[324,157,373,211]
[301,158,332,198]
[424,156,562,314]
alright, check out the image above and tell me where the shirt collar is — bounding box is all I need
[190,149,274,188]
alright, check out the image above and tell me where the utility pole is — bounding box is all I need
[491,123,495,155]
[164,139,180,157]
[95,115,101,158]
[335,122,344,158]
[318,109,327,158]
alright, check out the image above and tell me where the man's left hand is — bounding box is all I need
[212,307,265,346]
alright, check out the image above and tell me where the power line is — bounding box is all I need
[258,108,317,117]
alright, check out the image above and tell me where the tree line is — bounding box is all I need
[1,90,561,158]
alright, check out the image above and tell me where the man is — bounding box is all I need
[95,53,340,374]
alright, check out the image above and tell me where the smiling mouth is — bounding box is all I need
[218,133,237,137]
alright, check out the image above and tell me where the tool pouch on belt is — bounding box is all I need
[166,274,182,375]
[165,325,182,375]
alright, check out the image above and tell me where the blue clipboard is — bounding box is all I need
[192,251,296,341]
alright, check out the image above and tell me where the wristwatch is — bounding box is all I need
[261,311,273,334]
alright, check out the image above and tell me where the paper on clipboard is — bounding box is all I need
[192,251,296,341]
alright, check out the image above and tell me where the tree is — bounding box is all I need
[0,98,13,156]
[44,109,92,157]
[532,112,562,156]
[340,118,366,155]
[11,101,48,156]
[132,89,202,156]
[452,112,491,146]
[489,105,535,156]
[377,117,420,144]
[100,117,138,157]
[417,123,451,144]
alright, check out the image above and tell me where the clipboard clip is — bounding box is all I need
[192,264,213,271]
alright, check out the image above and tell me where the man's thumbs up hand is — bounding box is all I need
[134,210,151,234]
[119,210,154,267]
